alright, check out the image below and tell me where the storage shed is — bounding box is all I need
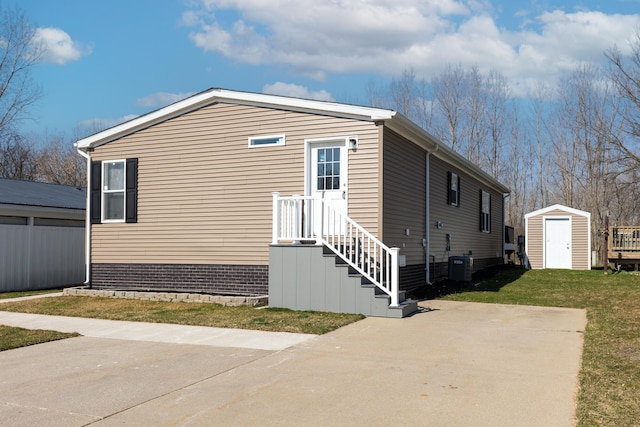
[0,178,86,291]
[524,204,591,270]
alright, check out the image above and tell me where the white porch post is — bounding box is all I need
[272,192,280,245]
[389,247,400,307]
[315,192,325,245]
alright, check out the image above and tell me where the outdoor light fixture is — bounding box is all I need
[349,137,358,151]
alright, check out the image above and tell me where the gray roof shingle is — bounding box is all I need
[0,178,86,211]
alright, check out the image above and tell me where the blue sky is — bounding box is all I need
[19,0,640,140]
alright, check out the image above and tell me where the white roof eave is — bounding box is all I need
[76,88,395,149]
[525,204,591,219]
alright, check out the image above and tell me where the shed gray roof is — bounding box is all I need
[0,178,86,211]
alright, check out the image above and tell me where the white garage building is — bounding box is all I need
[0,178,86,291]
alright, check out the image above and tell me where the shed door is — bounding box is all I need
[309,142,348,235]
[545,218,571,269]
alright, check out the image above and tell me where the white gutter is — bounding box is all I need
[75,144,91,285]
[425,144,439,284]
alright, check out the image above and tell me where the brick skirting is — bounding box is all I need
[91,263,268,296]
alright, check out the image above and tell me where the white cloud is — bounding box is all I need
[183,1,640,95]
[262,82,335,101]
[34,27,90,65]
[135,92,195,108]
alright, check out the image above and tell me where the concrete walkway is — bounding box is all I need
[0,299,587,426]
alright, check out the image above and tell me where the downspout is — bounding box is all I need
[76,144,91,285]
[425,144,439,285]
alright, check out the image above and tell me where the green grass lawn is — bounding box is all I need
[440,267,640,427]
[0,288,61,299]
[0,296,364,336]
[0,325,78,351]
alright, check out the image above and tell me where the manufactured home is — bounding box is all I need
[75,89,509,317]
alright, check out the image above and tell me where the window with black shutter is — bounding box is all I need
[90,158,138,223]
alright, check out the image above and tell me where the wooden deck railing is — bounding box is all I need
[609,226,640,258]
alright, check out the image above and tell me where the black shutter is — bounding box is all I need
[479,190,484,232]
[90,161,102,224]
[125,158,138,223]
[488,193,491,233]
[447,171,451,204]
[457,176,460,207]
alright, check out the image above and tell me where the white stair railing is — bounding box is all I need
[272,192,400,307]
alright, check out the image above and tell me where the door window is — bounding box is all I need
[316,147,341,191]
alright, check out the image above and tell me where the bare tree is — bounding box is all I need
[0,6,42,135]
[464,66,486,166]
[527,83,552,210]
[390,68,417,118]
[0,132,38,179]
[484,70,510,179]
[605,31,640,165]
[36,134,86,186]
[431,64,467,151]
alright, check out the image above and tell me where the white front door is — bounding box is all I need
[308,141,348,235]
[545,218,571,268]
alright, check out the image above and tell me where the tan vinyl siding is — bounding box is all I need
[91,102,380,265]
[526,216,544,269]
[429,156,503,267]
[382,128,426,265]
[572,214,589,269]
[526,208,591,270]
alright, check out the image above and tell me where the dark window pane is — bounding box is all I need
[318,150,325,162]
[333,148,340,161]
[332,177,340,189]
[317,177,324,190]
[334,162,340,175]
[326,163,332,176]
[326,149,332,162]
[318,164,325,177]
[104,192,124,220]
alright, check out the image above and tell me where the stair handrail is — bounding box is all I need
[272,192,399,307]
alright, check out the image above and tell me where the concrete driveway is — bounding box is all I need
[0,300,586,426]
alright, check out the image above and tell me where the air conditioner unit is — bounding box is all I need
[448,256,473,282]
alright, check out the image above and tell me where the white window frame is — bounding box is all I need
[481,190,491,233]
[248,134,285,148]
[101,159,126,223]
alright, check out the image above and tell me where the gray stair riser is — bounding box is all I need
[272,245,418,318]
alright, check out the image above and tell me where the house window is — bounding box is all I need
[448,172,459,206]
[248,134,285,148]
[481,190,491,232]
[91,158,138,224]
[102,160,125,221]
